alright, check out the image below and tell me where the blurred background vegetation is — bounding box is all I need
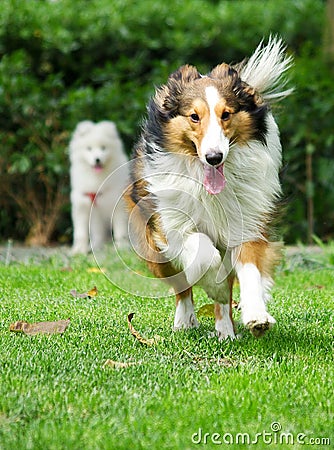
[0,0,333,246]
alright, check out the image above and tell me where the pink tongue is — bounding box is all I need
[94,165,103,173]
[203,164,226,194]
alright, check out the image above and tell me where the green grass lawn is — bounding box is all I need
[0,246,333,449]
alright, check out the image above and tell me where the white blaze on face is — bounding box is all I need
[200,85,230,163]
[200,86,229,195]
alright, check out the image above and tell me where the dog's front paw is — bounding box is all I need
[243,312,276,338]
[71,243,89,255]
[173,312,199,331]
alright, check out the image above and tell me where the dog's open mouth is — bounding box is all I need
[203,164,226,195]
[93,163,104,173]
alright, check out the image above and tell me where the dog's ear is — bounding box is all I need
[210,63,240,82]
[211,63,264,106]
[97,121,119,139]
[168,64,201,84]
[159,65,201,116]
[210,63,230,79]
[73,120,95,139]
[236,83,264,105]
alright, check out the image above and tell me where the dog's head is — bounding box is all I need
[70,121,121,172]
[146,38,291,194]
[147,64,268,194]
[148,64,268,193]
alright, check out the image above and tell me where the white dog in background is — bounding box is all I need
[69,120,129,254]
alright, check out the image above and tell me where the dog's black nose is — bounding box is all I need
[205,152,223,166]
[95,158,101,165]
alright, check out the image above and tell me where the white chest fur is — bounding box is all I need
[144,114,282,255]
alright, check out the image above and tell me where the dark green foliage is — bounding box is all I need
[0,0,332,243]
[280,50,334,242]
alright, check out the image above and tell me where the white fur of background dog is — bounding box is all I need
[69,120,129,254]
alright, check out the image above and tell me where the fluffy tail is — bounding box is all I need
[239,36,293,102]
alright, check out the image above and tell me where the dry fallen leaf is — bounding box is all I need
[306,284,325,290]
[10,319,70,335]
[70,286,98,298]
[60,267,73,272]
[86,267,106,273]
[103,359,141,369]
[198,301,239,318]
[87,286,98,297]
[197,304,215,318]
[127,313,162,346]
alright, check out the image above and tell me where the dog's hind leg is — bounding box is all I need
[173,287,199,330]
[214,275,236,341]
[232,241,278,337]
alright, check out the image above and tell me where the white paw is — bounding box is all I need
[216,329,236,341]
[209,330,240,340]
[214,303,235,341]
[173,313,199,331]
[242,310,276,337]
[71,243,89,255]
[90,242,104,252]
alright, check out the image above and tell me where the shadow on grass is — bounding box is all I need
[159,311,332,371]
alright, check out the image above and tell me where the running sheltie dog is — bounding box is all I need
[70,120,129,254]
[125,38,292,339]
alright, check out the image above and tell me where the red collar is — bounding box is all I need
[84,192,100,204]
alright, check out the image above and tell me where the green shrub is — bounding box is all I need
[0,0,331,244]
[280,50,334,243]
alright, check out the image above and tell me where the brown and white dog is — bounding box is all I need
[125,38,292,339]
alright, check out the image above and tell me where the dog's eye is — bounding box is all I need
[190,113,200,123]
[87,146,92,151]
[101,145,106,151]
[221,111,231,121]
